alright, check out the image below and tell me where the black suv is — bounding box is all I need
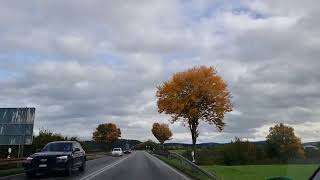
[23,141,86,177]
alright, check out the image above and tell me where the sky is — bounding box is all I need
[0,0,320,143]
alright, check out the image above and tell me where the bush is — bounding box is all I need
[0,129,65,158]
[222,137,257,165]
[180,138,312,166]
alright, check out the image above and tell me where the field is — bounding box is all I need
[169,149,186,155]
[201,164,319,180]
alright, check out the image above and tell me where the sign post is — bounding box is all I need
[191,151,195,163]
[7,148,12,159]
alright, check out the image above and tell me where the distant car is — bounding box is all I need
[23,141,86,178]
[112,148,123,156]
[124,149,131,154]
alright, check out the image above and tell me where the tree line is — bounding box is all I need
[179,123,309,165]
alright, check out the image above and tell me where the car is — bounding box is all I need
[23,141,86,178]
[124,149,131,154]
[112,148,123,156]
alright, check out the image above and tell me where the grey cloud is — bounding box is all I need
[0,1,319,143]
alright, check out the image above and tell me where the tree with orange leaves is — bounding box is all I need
[156,66,233,156]
[93,123,121,145]
[266,123,305,162]
[152,122,173,146]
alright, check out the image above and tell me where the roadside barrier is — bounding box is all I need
[152,150,218,180]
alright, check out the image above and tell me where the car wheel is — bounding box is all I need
[79,160,86,172]
[65,161,73,176]
[26,172,35,178]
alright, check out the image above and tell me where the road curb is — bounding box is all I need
[146,152,191,180]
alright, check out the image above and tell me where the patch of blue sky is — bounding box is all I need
[180,0,238,21]
[0,51,62,64]
[0,52,36,80]
[232,7,267,19]
[95,54,121,66]
[0,51,66,80]
[181,0,266,22]
[163,51,197,62]
[0,69,16,80]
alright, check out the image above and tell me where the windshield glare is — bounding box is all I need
[42,143,72,152]
[1,1,320,180]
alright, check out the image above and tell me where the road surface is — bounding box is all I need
[1,151,190,180]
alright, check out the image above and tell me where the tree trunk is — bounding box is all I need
[189,118,199,163]
[191,130,197,151]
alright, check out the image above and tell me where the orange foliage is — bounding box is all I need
[156,66,233,147]
[152,122,173,145]
[93,123,121,144]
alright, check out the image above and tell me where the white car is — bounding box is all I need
[112,148,123,157]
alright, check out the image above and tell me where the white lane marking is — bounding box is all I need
[79,154,133,180]
[145,152,191,180]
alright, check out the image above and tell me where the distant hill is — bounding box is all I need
[81,139,141,152]
[302,141,320,146]
[164,141,319,149]
[164,142,221,149]
[164,141,268,149]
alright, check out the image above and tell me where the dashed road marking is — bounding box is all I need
[79,154,133,180]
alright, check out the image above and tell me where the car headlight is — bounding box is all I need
[56,156,68,162]
[26,157,33,163]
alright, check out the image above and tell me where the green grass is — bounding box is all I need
[169,149,186,155]
[0,168,23,177]
[201,164,319,180]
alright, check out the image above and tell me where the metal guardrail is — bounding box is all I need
[0,158,24,169]
[153,150,218,180]
[170,152,218,179]
[0,158,25,163]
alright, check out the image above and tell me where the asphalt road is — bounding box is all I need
[1,151,190,180]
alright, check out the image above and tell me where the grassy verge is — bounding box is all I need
[0,168,24,177]
[169,149,186,155]
[157,155,214,180]
[201,164,318,180]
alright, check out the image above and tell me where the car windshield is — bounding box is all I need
[1,1,320,180]
[42,143,72,152]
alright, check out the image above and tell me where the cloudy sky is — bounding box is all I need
[1,0,319,143]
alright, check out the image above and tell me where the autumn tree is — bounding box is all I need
[151,123,173,146]
[93,123,121,146]
[157,66,232,156]
[266,123,305,162]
